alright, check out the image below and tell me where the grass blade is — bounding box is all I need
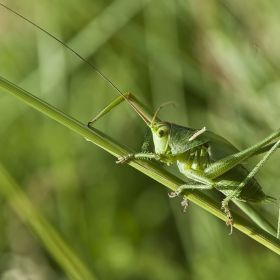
[1,75,280,255]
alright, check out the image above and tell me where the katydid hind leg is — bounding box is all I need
[223,140,280,205]
[248,141,280,159]
[222,140,280,235]
[204,128,280,179]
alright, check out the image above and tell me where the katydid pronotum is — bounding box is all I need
[1,3,280,237]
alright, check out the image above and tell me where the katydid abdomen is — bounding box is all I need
[214,165,275,203]
[176,144,275,203]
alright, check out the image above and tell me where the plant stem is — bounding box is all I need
[0,162,97,280]
[1,75,280,255]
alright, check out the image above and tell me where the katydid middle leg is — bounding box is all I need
[168,181,214,212]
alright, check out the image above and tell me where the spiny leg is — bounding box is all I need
[116,153,135,164]
[119,152,218,187]
[204,128,280,179]
[248,141,280,159]
[222,140,280,235]
[169,182,214,197]
[117,152,180,165]
[169,181,214,212]
[117,126,208,164]
[223,140,280,205]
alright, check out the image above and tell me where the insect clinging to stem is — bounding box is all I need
[89,94,280,235]
[1,3,280,237]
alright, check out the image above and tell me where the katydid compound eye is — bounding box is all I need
[158,129,164,137]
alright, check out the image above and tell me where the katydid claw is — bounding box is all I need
[168,192,178,198]
[168,185,186,198]
[116,153,134,164]
[181,197,189,212]
[168,188,182,198]
[221,200,234,235]
[226,217,234,235]
[168,187,189,212]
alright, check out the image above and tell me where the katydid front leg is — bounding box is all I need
[116,152,179,164]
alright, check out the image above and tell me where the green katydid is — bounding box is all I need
[88,95,280,235]
[2,3,280,236]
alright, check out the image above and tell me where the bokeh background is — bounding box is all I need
[0,0,280,279]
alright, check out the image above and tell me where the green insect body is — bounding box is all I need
[145,122,275,202]
[118,119,280,234]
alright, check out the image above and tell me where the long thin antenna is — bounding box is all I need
[0,3,125,97]
[151,102,175,125]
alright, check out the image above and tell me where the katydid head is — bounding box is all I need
[150,122,171,154]
[120,97,174,154]
[146,102,174,154]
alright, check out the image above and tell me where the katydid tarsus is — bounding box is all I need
[1,3,280,237]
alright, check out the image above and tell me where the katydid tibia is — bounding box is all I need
[2,3,280,237]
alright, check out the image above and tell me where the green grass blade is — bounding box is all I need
[1,75,280,255]
[234,200,276,235]
[0,161,97,280]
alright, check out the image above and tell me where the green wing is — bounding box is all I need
[168,124,207,154]
[168,123,239,161]
[206,133,240,161]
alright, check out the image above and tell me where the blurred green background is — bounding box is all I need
[0,0,280,279]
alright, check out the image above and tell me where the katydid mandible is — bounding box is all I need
[2,3,280,236]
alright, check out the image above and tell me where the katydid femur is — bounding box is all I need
[2,3,280,237]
